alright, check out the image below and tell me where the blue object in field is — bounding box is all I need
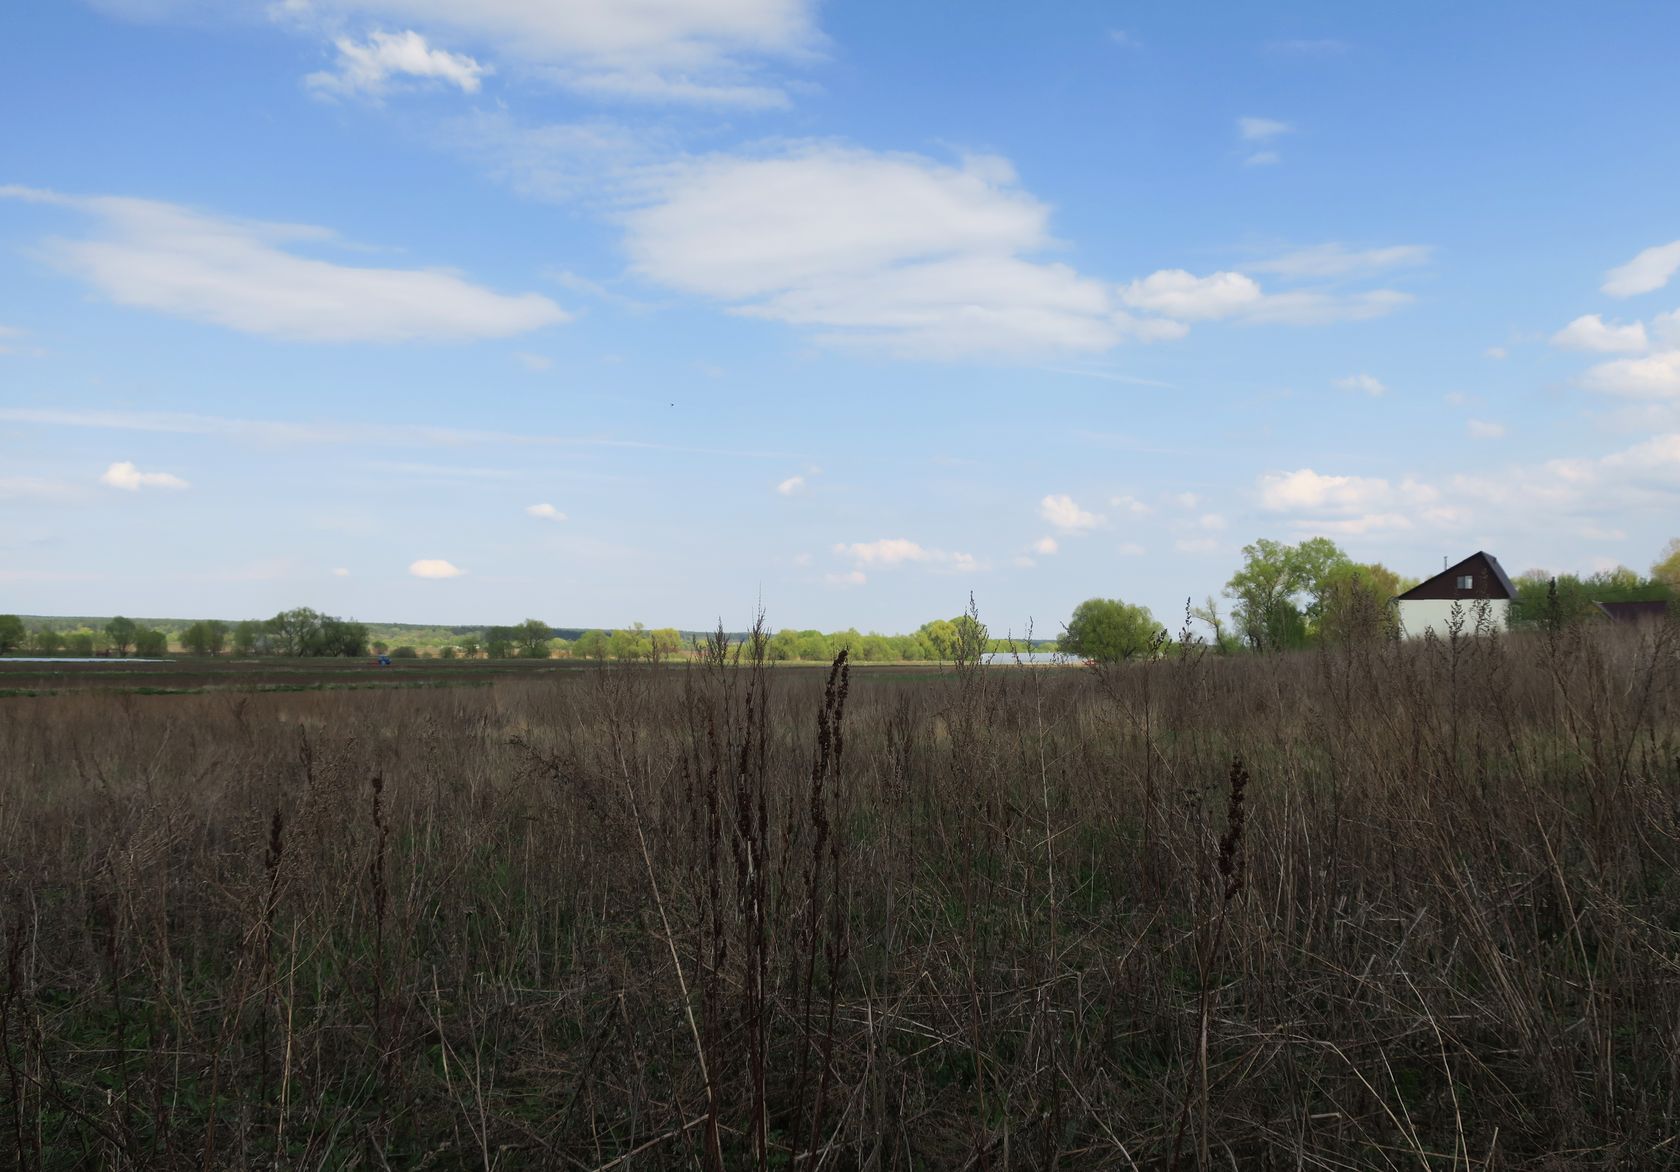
[377,655,391,666]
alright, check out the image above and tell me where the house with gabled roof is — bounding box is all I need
[1395,551,1516,639]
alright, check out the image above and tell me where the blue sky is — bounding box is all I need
[3,1,1679,633]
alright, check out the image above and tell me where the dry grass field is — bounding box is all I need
[2,617,1679,1169]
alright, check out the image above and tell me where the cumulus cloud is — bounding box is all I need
[99,461,188,491]
[1,186,568,343]
[1581,351,1680,398]
[1551,314,1648,353]
[825,569,867,586]
[409,558,465,578]
[525,502,567,521]
[1602,240,1680,298]
[1120,270,1261,320]
[776,474,806,496]
[1109,494,1152,515]
[306,29,488,98]
[1039,493,1103,532]
[1259,469,1403,513]
[1033,535,1059,555]
[833,538,976,573]
[1335,372,1387,396]
[276,0,821,108]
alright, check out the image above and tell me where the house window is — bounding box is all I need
[1456,574,1474,590]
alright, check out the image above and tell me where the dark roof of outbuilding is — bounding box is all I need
[1396,550,1517,601]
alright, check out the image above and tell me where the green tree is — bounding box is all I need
[1317,563,1405,645]
[459,637,481,659]
[232,620,266,656]
[574,630,610,661]
[609,623,652,661]
[29,628,64,656]
[650,628,684,660]
[105,615,137,657]
[916,618,958,660]
[203,619,227,656]
[67,632,96,656]
[1062,598,1163,663]
[268,608,321,657]
[437,645,457,659]
[391,645,418,658]
[1655,539,1680,592]
[484,627,515,658]
[1224,538,1351,652]
[181,621,211,655]
[0,615,24,656]
[135,628,168,657]
[518,618,552,658]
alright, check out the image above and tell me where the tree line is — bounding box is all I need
[1059,535,1680,663]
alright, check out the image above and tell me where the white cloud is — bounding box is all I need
[515,351,553,371]
[1335,372,1386,396]
[306,29,487,98]
[332,567,351,576]
[1120,268,1409,327]
[1244,151,1281,167]
[776,474,806,496]
[276,0,821,108]
[1444,391,1471,407]
[1259,469,1397,513]
[409,558,465,578]
[1039,493,1103,532]
[1166,492,1200,509]
[1467,419,1506,439]
[1485,345,1508,359]
[1175,537,1219,554]
[1033,535,1059,555]
[625,146,1177,357]
[1109,494,1152,515]
[1198,512,1227,530]
[1250,243,1432,279]
[1602,240,1680,298]
[833,538,976,573]
[1581,351,1680,398]
[99,461,188,491]
[825,569,867,587]
[1120,270,1261,320]
[2,186,568,343]
[1550,314,1648,353]
[1108,29,1138,47]
[1238,116,1293,141]
[525,502,567,521]
[1116,542,1146,556]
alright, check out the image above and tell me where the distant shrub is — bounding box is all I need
[391,646,419,658]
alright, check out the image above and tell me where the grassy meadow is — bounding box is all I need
[2,617,1679,1169]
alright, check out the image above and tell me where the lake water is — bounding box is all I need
[980,651,1069,665]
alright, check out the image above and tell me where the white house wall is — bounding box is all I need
[1396,598,1510,639]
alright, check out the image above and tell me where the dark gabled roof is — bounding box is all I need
[1397,551,1517,601]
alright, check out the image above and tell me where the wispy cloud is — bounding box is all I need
[1602,240,1680,298]
[525,502,567,521]
[1,186,568,343]
[1250,243,1432,279]
[1238,116,1293,141]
